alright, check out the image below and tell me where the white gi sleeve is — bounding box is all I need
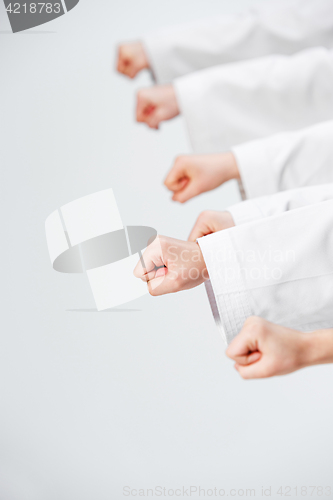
[143,0,333,84]
[198,197,333,344]
[232,120,333,199]
[173,47,333,153]
[227,183,333,226]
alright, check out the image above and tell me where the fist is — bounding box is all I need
[164,152,240,203]
[226,317,310,379]
[133,235,208,296]
[188,210,235,241]
[136,85,179,129]
[116,42,149,79]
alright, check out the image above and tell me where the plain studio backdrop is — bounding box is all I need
[1,1,333,499]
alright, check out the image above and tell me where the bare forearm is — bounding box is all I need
[302,329,333,367]
[226,318,333,379]
[222,151,240,181]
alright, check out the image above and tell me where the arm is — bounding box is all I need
[198,199,333,343]
[174,47,333,152]
[134,198,333,344]
[164,121,333,202]
[133,235,333,379]
[226,317,333,379]
[133,237,333,379]
[141,0,333,84]
[186,184,333,240]
[227,183,333,226]
[233,120,333,199]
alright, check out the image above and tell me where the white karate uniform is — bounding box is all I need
[143,2,333,339]
[143,1,333,152]
[233,120,333,199]
[143,0,333,84]
[197,185,333,343]
[173,47,333,152]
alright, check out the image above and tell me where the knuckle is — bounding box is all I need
[174,155,186,167]
[155,235,166,253]
[200,210,210,218]
[136,89,145,101]
[148,283,157,296]
[244,316,266,335]
[159,234,168,246]
[198,210,211,222]
[147,234,157,247]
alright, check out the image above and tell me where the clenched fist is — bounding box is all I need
[226,317,323,379]
[136,85,179,129]
[133,235,208,296]
[188,210,235,241]
[116,42,149,79]
[164,152,240,203]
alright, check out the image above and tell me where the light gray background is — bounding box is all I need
[1,1,333,499]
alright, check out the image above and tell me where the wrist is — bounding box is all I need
[223,152,240,182]
[220,211,235,229]
[299,329,333,367]
[139,43,149,70]
[169,85,180,116]
[195,242,208,282]
[134,42,149,69]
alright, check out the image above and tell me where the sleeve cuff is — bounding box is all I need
[198,229,253,343]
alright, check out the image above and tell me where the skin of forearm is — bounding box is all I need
[302,329,333,367]
[222,151,241,182]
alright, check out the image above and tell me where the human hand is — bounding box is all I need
[116,42,149,78]
[164,152,240,203]
[226,317,315,379]
[133,235,208,296]
[136,85,179,129]
[188,210,235,241]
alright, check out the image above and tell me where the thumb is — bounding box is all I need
[117,53,134,78]
[146,106,167,129]
[172,182,200,203]
[226,328,259,361]
[164,162,188,191]
[136,91,154,122]
[133,237,164,280]
[234,357,269,379]
[188,216,212,241]
[232,351,262,366]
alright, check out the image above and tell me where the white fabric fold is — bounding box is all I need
[174,47,333,152]
[232,120,333,199]
[227,184,333,226]
[198,191,333,343]
[143,0,333,84]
